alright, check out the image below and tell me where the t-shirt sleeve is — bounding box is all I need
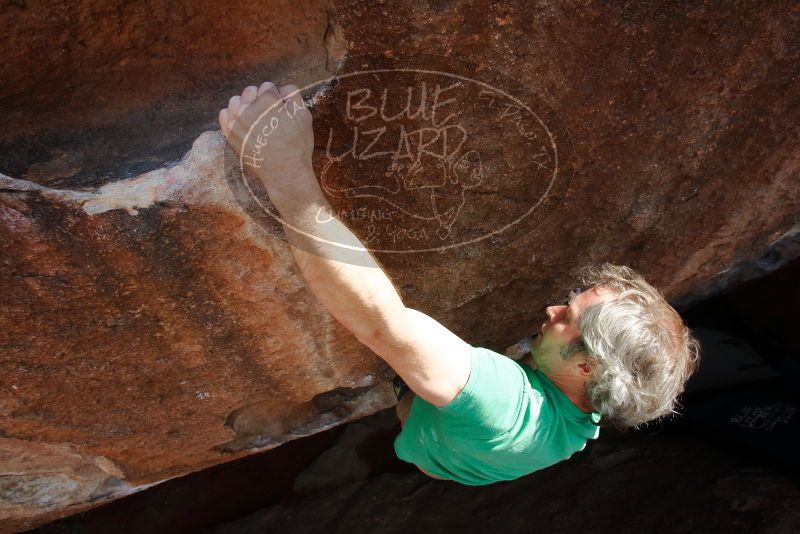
[437,346,528,442]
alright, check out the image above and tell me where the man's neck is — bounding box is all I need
[548,374,593,413]
[521,356,592,413]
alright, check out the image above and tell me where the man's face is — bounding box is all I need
[531,285,617,370]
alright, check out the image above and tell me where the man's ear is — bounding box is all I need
[576,354,597,376]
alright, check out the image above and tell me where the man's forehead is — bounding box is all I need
[573,285,617,312]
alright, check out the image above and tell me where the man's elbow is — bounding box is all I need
[350,298,408,347]
[353,307,406,348]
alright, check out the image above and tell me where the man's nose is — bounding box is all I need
[546,305,564,322]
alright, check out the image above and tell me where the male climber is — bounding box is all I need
[218,82,700,485]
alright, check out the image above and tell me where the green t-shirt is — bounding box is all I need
[394,346,600,485]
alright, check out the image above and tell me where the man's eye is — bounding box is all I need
[565,286,585,304]
[556,286,585,307]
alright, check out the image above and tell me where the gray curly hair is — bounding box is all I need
[576,264,700,429]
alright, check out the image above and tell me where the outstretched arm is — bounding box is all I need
[219,82,471,407]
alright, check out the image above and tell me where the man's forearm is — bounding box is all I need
[268,172,405,342]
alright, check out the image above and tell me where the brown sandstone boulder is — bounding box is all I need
[1,0,799,531]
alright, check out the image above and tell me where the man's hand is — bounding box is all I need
[504,338,530,361]
[219,82,317,208]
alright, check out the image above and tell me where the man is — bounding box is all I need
[218,82,700,485]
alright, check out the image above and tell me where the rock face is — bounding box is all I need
[0,133,396,532]
[0,0,346,189]
[206,417,800,534]
[1,0,799,531]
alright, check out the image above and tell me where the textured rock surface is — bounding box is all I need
[0,0,346,188]
[2,0,800,531]
[206,419,800,534]
[0,133,396,532]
